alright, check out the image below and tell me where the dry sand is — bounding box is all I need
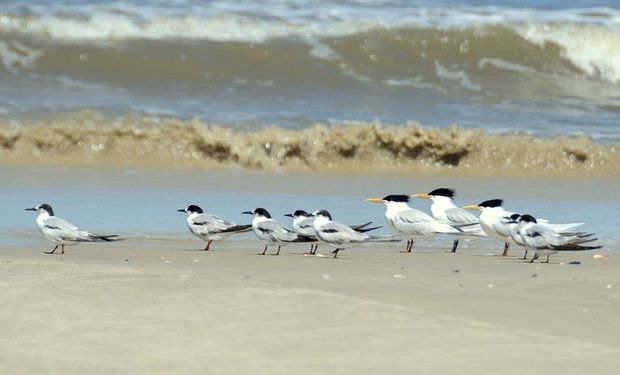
[0,240,618,374]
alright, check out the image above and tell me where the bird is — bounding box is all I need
[506,213,590,260]
[284,210,380,255]
[311,210,395,258]
[507,214,601,263]
[463,199,514,256]
[365,195,464,253]
[25,203,122,254]
[178,204,252,251]
[242,208,314,255]
[411,188,486,252]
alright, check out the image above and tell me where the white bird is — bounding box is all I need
[412,188,486,252]
[25,203,122,254]
[243,208,314,255]
[506,213,589,260]
[464,199,586,257]
[508,214,601,263]
[284,209,380,255]
[311,210,395,258]
[365,195,461,253]
[178,204,252,251]
[464,199,514,256]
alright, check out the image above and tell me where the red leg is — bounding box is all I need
[204,240,212,251]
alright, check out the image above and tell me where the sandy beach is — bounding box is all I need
[1,240,618,374]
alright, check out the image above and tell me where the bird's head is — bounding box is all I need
[178,204,203,215]
[242,208,271,218]
[25,203,54,216]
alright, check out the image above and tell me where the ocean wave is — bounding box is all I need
[2,22,620,105]
[0,112,617,175]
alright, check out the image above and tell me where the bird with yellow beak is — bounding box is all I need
[463,199,513,256]
[411,188,486,253]
[365,195,460,253]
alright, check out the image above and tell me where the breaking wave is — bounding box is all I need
[0,112,617,175]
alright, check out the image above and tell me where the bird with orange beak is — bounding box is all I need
[411,188,486,253]
[365,195,460,253]
[463,199,513,256]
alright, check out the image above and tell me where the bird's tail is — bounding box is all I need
[222,224,253,233]
[552,244,602,251]
[549,222,585,232]
[290,235,317,243]
[354,225,382,233]
[350,221,373,230]
[452,224,487,237]
[89,234,124,242]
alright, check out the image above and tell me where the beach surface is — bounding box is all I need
[1,241,618,374]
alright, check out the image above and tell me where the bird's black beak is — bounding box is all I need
[177,209,186,213]
[284,213,293,217]
[25,208,36,211]
[242,211,253,215]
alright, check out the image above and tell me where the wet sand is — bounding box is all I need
[0,241,618,374]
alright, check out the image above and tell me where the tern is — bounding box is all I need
[412,188,486,252]
[284,210,380,255]
[178,204,252,251]
[506,213,590,260]
[243,208,314,255]
[311,210,395,258]
[507,214,601,263]
[25,203,122,254]
[463,199,514,256]
[365,195,461,253]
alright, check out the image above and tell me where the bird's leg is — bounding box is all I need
[451,240,459,253]
[502,242,509,256]
[522,249,528,260]
[401,240,410,253]
[407,240,414,253]
[545,255,550,263]
[261,245,268,255]
[44,245,59,255]
[529,254,539,263]
[61,245,64,254]
[332,249,340,259]
[204,240,212,251]
[311,245,317,255]
[275,246,281,256]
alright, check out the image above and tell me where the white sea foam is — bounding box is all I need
[477,57,537,74]
[513,22,620,83]
[0,40,41,73]
[2,3,620,44]
[434,61,481,91]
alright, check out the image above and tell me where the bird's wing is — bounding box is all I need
[257,220,297,242]
[492,217,513,238]
[317,221,366,243]
[191,213,236,234]
[392,209,457,235]
[397,209,435,224]
[43,216,90,241]
[520,224,563,249]
[444,207,479,225]
[294,217,316,236]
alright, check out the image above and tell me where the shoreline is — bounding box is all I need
[1,242,618,374]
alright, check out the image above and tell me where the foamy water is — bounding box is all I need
[0,1,620,141]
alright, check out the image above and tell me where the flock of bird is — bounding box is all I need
[25,188,602,263]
